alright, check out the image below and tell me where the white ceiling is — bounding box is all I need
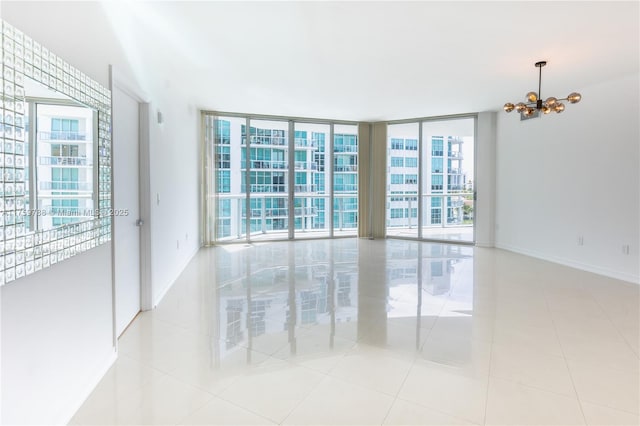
[34,1,640,121]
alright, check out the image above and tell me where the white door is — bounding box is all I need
[113,86,141,336]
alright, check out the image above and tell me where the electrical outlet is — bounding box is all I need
[622,244,630,255]
[577,236,584,246]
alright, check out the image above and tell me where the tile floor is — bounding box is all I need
[71,239,639,425]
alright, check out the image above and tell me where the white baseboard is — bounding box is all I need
[495,242,640,285]
[59,348,117,425]
[152,246,200,308]
[475,241,495,248]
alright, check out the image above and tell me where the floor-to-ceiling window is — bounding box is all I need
[204,113,359,243]
[245,119,290,240]
[293,122,330,239]
[386,116,475,243]
[333,124,359,236]
[386,123,420,239]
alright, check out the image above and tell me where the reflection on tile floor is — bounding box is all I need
[71,239,640,425]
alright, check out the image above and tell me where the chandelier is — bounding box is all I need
[503,61,581,117]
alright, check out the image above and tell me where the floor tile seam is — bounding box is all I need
[148,369,221,401]
[92,362,171,408]
[276,372,334,425]
[425,330,495,347]
[560,352,640,374]
[481,323,496,426]
[324,358,415,398]
[588,291,640,359]
[122,351,200,377]
[554,333,638,356]
[577,398,640,418]
[543,292,589,425]
[235,341,293,363]
[124,362,262,424]
[171,389,219,426]
[117,352,175,378]
[271,349,350,378]
[379,396,395,426]
[118,322,217,355]
[411,360,491,383]
[324,371,409,399]
[393,394,483,425]
[110,385,212,426]
[189,390,281,425]
[344,343,421,364]
[163,367,243,397]
[489,341,570,362]
[389,354,418,402]
[487,371,582,399]
[131,313,197,334]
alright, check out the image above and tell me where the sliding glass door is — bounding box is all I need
[204,113,359,243]
[333,124,359,236]
[386,116,475,243]
[245,119,290,241]
[293,122,330,239]
[386,123,420,239]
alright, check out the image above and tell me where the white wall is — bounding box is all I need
[1,244,115,425]
[148,88,201,306]
[495,73,640,284]
[476,112,497,247]
[1,2,201,424]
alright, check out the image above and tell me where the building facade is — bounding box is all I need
[212,117,359,240]
[386,134,468,230]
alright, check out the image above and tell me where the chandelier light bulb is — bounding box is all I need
[545,97,557,106]
[567,92,582,104]
[542,105,551,114]
[554,103,565,113]
[515,102,526,112]
[526,91,538,102]
[503,103,515,112]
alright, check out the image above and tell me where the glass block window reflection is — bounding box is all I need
[1,20,112,285]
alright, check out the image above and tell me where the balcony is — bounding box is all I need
[447,185,465,192]
[294,162,318,170]
[293,184,317,193]
[295,138,317,148]
[242,135,287,146]
[211,193,358,241]
[39,156,91,166]
[386,193,473,243]
[447,151,463,159]
[334,185,358,192]
[334,145,358,153]
[39,181,92,191]
[247,185,286,193]
[249,206,318,219]
[38,131,87,142]
[334,165,358,172]
[246,160,287,170]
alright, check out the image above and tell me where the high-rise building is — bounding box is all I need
[213,118,358,240]
[24,103,94,230]
[35,104,94,228]
[386,134,468,230]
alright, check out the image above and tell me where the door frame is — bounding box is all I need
[108,65,152,347]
